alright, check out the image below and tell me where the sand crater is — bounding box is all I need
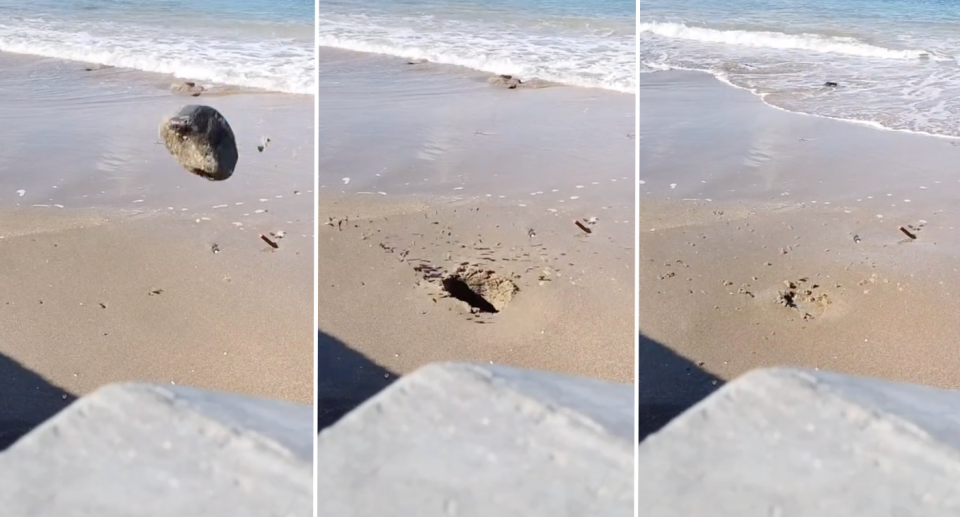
[416,263,519,314]
[443,266,518,313]
[776,277,831,320]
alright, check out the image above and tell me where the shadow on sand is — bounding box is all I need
[637,331,724,442]
[0,353,76,451]
[317,329,397,432]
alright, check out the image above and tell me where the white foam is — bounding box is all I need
[317,14,635,93]
[0,18,314,94]
[639,22,930,59]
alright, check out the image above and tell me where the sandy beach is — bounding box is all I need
[316,49,635,425]
[0,53,313,448]
[639,70,960,436]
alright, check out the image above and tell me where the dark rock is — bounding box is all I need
[171,81,205,97]
[517,77,551,89]
[159,105,238,181]
[488,74,523,89]
[487,75,555,90]
[824,81,839,87]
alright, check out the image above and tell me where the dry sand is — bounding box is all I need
[639,71,960,435]
[0,53,313,448]
[1,209,313,396]
[318,195,633,382]
[640,198,960,385]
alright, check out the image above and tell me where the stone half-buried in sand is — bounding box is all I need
[159,105,238,181]
[441,265,519,314]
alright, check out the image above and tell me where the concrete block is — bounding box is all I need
[316,362,634,517]
[637,368,960,516]
[0,383,312,516]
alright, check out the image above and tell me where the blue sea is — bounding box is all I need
[640,0,960,137]
[0,0,315,94]
[318,0,636,93]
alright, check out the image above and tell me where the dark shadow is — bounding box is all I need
[441,277,498,313]
[0,353,76,451]
[317,329,397,432]
[637,331,724,442]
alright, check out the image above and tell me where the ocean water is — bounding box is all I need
[640,0,960,137]
[0,0,314,94]
[317,0,636,93]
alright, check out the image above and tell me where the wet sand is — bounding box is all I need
[0,52,313,446]
[317,49,635,396]
[640,70,960,397]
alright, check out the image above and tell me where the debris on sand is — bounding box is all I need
[171,81,205,97]
[260,234,279,249]
[574,220,592,234]
[775,290,797,308]
[159,105,238,181]
[776,277,831,318]
[324,217,347,231]
[489,74,523,89]
[257,136,272,153]
[487,74,551,89]
[899,225,918,240]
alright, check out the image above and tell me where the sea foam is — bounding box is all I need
[0,18,314,94]
[639,22,931,60]
[318,13,636,93]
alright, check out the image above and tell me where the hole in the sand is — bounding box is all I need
[438,266,519,314]
[442,277,499,313]
[777,290,797,308]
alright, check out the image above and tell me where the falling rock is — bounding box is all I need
[159,105,238,181]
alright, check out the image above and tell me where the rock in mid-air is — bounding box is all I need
[159,105,238,181]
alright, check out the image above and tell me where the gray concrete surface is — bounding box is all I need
[316,362,635,517]
[637,368,960,516]
[0,383,312,516]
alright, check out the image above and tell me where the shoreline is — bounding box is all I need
[318,46,637,97]
[639,70,960,396]
[640,67,960,141]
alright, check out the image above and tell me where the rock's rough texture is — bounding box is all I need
[637,368,960,516]
[0,383,312,516]
[316,362,634,517]
[159,105,238,181]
